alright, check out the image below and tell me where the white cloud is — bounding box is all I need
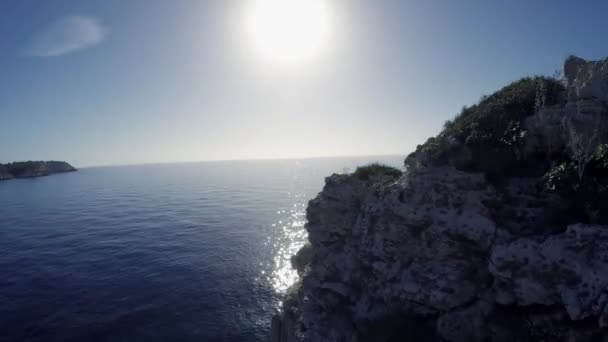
[26,16,106,57]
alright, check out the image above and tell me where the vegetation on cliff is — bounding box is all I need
[405,76,566,175]
[353,163,402,181]
[405,71,608,224]
[544,144,608,223]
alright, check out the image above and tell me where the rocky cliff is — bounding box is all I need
[0,161,77,180]
[272,56,608,341]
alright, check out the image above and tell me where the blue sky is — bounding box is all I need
[2,0,608,167]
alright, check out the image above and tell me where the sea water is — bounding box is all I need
[0,156,402,341]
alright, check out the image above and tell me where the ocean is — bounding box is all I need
[0,156,402,342]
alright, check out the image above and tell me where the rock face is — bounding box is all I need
[272,56,608,341]
[0,161,77,181]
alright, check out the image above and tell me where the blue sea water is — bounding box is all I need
[0,156,402,342]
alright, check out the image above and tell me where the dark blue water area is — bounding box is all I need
[0,156,402,341]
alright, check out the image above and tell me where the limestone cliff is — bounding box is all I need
[272,56,608,341]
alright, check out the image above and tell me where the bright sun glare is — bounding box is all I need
[244,0,331,66]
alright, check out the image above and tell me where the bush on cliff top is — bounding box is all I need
[353,163,403,181]
[447,77,563,145]
[544,144,608,223]
[406,77,565,175]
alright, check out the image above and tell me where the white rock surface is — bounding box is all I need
[491,224,608,322]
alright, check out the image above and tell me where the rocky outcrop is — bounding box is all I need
[526,56,608,163]
[272,56,608,341]
[491,224,608,321]
[0,161,77,181]
[564,55,608,102]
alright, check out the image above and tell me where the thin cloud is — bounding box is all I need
[25,16,106,57]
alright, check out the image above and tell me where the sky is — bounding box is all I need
[2,0,608,167]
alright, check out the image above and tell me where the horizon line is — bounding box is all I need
[79,153,406,169]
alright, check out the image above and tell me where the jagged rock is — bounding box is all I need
[437,299,494,342]
[291,243,314,275]
[271,56,608,342]
[273,167,499,341]
[491,224,608,322]
[565,56,608,102]
[526,57,608,160]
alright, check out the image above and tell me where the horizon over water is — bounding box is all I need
[75,154,404,169]
[0,155,402,341]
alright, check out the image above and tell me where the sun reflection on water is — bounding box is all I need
[263,185,310,296]
[271,198,308,293]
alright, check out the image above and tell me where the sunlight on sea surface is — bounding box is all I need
[269,191,308,293]
[257,166,310,299]
[0,157,403,341]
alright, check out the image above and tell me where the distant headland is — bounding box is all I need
[0,161,77,181]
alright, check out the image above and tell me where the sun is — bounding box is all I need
[244,0,331,66]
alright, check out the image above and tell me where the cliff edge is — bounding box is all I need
[272,56,608,341]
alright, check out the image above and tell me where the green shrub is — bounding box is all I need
[407,77,565,176]
[449,77,562,150]
[592,144,608,169]
[544,162,578,192]
[544,144,608,223]
[353,163,403,181]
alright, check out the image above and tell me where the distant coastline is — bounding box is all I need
[0,161,77,181]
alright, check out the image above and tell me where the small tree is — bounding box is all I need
[564,104,605,182]
[561,103,608,223]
